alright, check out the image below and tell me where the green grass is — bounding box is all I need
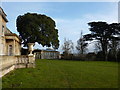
[2,59,118,88]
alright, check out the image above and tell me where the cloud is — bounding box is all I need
[84,13,117,24]
[55,11,117,40]
[53,9,117,52]
[29,6,118,53]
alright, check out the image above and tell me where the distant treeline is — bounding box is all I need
[61,21,120,62]
[61,51,120,62]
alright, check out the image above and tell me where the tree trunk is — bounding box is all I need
[101,40,108,61]
[105,52,108,61]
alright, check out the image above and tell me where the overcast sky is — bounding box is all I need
[1,2,118,53]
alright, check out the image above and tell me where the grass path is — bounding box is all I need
[2,59,118,88]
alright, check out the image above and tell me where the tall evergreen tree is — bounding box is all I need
[84,22,120,61]
[16,13,59,49]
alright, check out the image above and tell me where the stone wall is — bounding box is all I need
[15,55,35,68]
[0,56,16,77]
[0,55,35,78]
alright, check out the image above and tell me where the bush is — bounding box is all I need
[61,53,74,60]
[96,51,105,61]
[86,52,96,61]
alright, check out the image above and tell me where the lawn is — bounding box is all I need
[2,59,118,88]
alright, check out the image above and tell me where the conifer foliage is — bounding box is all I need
[16,13,59,49]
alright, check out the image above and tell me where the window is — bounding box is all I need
[2,25,4,36]
[8,45,13,56]
[2,25,4,32]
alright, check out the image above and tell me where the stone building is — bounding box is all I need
[34,48,60,59]
[0,7,21,56]
[0,7,35,77]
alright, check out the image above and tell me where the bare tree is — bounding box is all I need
[62,38,74,55]
[76,31,88,54]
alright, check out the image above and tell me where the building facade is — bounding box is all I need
[0,7,35,77]
[34,49,60,59]
[0,7,21,56]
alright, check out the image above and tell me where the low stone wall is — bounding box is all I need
[0,55,35,78]
[0,56,16,77]
[16,55,35,68]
